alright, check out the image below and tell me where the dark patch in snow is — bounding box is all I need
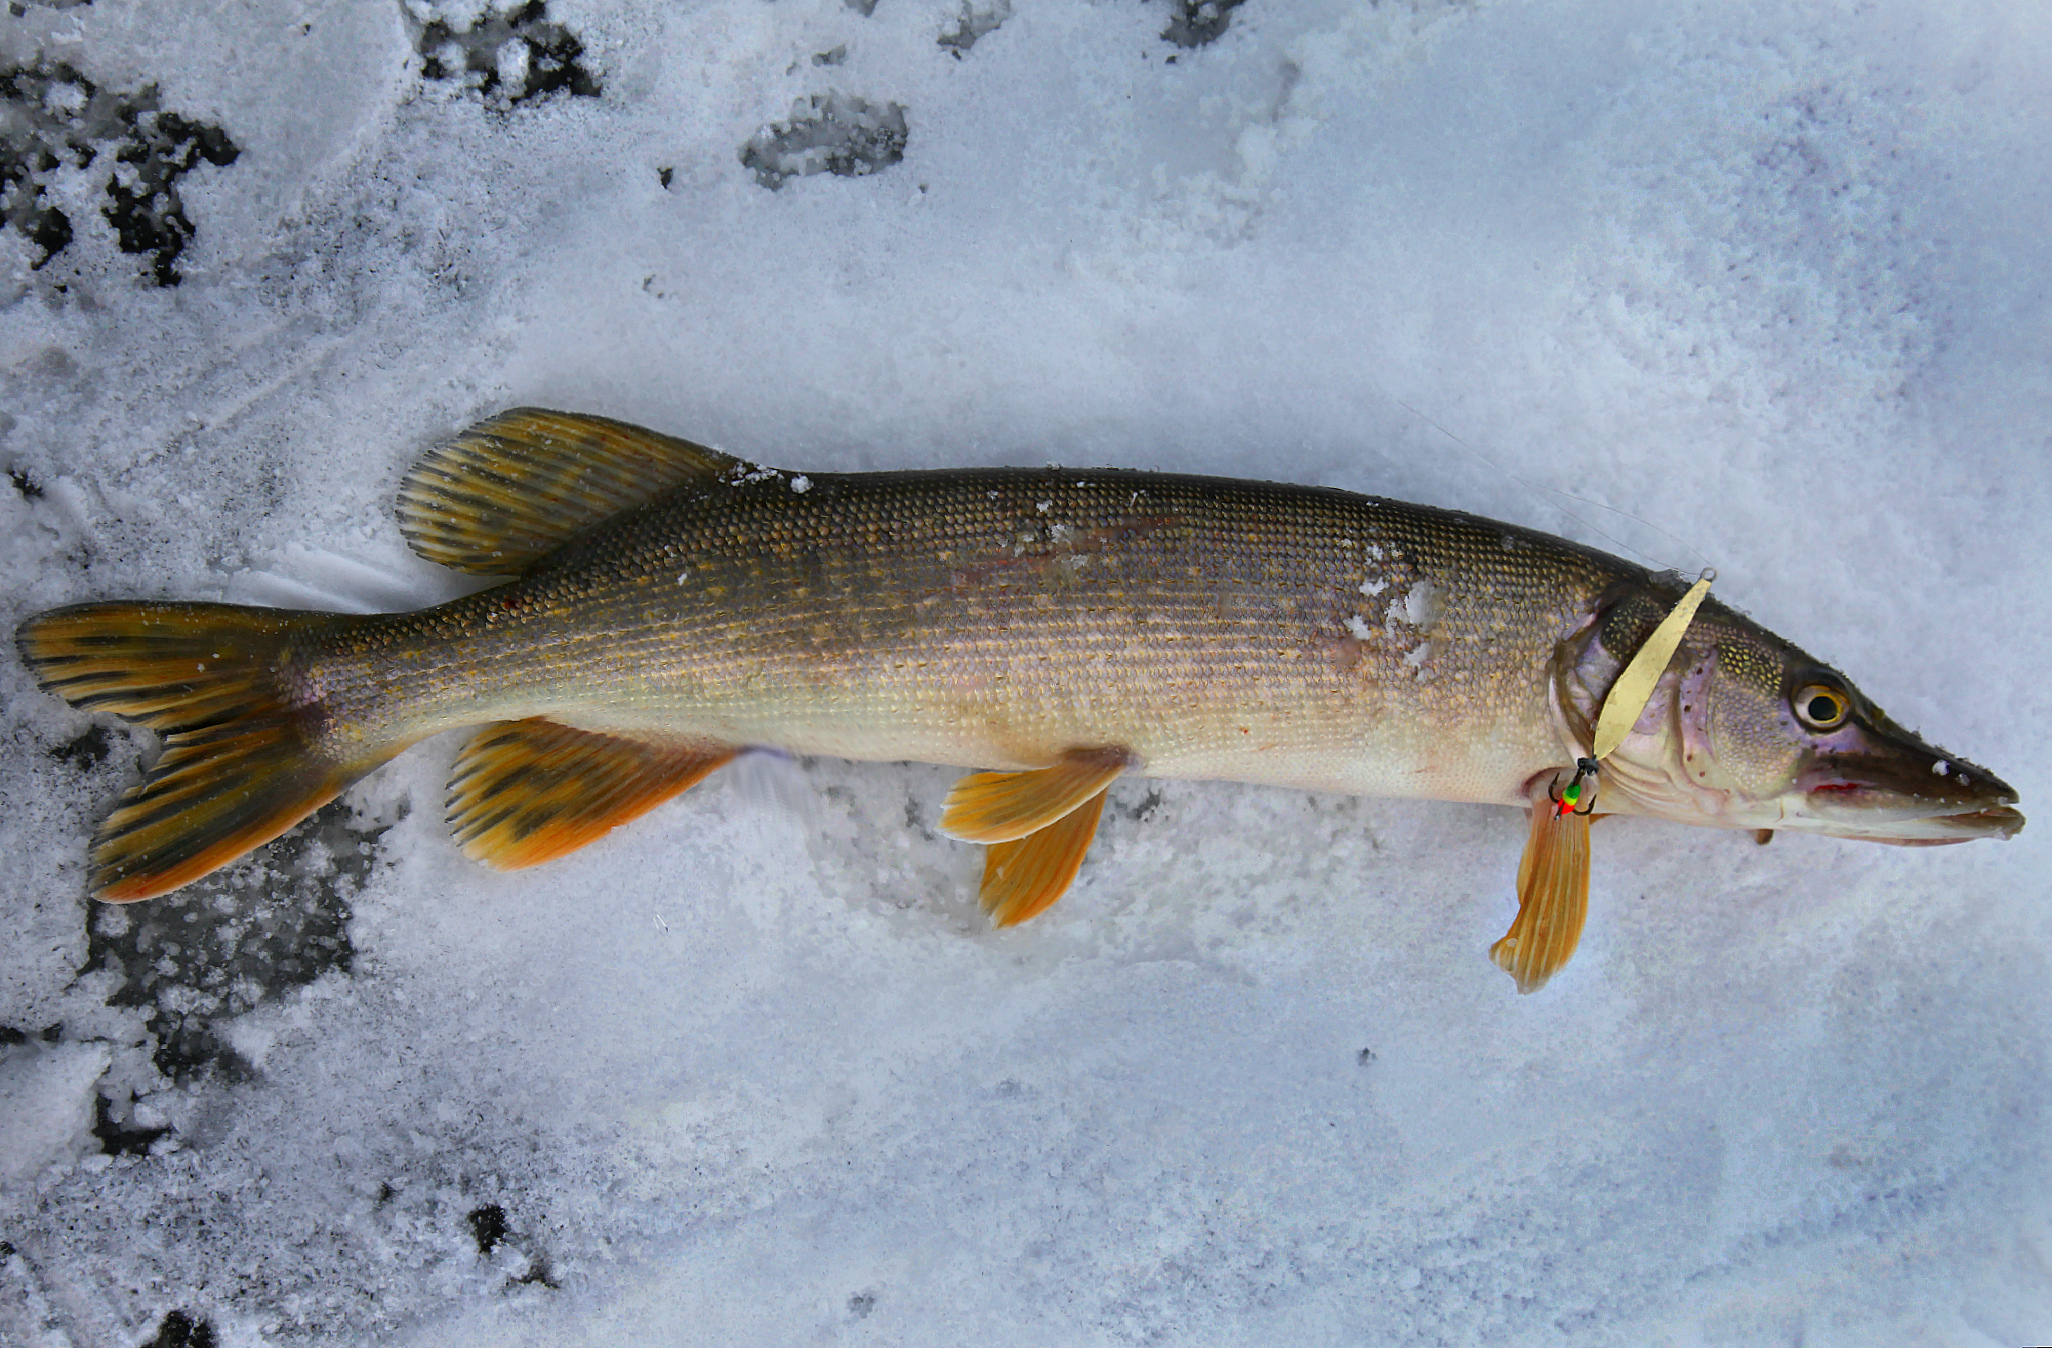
[138,1310,218,1348]
[8,466,42,499]
[101,108,240,286]
[1113,786,1163,822]
[1356,1047,1376,1066]
[938,0,1011,58]
[844,0,879,14]
[51,723,111,769]
[466,1203,509,1254]
[741,92,908,190]
[92,1090,170,1157]
[27,201,71,263]
[813,45,848,67]
[656,164,673,189]
[1159,0,1248,48]
[848,1290,877,1318]
[465,1202,557,1287]
[82,803,398,1083]
[408,0,602,110]
[0,60,239,285]
[903,793,938,840]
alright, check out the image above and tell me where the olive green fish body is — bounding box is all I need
[16,409,2020,990]
[335,468,1624,806]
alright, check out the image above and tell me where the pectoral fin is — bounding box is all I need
[1489,800,1592,994]
[449,719,734,870]
[979,788,1111,926]
[938,748,1130,844]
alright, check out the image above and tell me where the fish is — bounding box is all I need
[15,409,2023,991]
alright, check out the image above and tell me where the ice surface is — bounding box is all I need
[3,0,2050,1344]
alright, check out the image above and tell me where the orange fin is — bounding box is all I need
[1489,799,1592,994]
[979,788,1110,926]
[397,409,750,576]
[938,747,1130,844]
[448,719,734,870]
[16,601,395,900]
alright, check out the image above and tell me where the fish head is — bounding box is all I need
[1554,579,2023,844]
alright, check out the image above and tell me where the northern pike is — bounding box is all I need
[16,410,2024,991]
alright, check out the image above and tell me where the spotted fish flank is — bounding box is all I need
[16,410,2022,992]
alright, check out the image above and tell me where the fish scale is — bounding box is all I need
[350,466,1609,803]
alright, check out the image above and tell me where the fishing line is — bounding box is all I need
[1386,395,1715,576]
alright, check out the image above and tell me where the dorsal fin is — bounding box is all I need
[396,408,746,575]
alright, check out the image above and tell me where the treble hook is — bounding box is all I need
[1548,757,1601,817]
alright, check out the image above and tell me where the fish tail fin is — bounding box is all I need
[16,601,399,900]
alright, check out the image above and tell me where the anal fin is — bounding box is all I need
[979,788,1111,926]
[448,719,734,870]
[939,747,1130,844]
[1489,799,1592,994]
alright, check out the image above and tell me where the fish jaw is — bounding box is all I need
[1794,794,2023,845]
[1784,715,2024,844]
[1668,672,2028,844]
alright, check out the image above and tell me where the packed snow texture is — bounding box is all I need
[3,0,2050,1344]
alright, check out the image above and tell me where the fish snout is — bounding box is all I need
[1798,749,2023,844]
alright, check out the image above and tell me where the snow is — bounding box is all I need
[0,1042,112,1190]
[3,0,2050,1344]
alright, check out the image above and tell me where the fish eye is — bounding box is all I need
[1793,683,1849,730]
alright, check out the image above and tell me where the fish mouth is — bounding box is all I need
[1798,751,2024,843]
[1801,781,2024,844]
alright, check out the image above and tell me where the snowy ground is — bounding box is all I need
[3,0,2050,1344]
